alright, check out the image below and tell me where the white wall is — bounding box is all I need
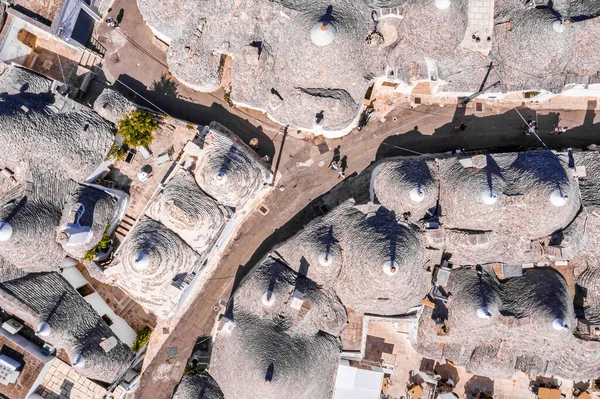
[60,267,136,346]
[61,267,88,290]
[84,293,136,346]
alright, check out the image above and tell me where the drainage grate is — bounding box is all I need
[414,97,421,105]
[476,103,483,112]
[167,346,178,358]
[317,142,330,154]
[109,53,120,64]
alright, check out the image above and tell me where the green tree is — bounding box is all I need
[183,364,205,375]
[117,110,159,147]
[83,226,112,261]
[131,326,152,352]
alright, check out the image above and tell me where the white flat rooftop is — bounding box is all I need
[333,359,383,399]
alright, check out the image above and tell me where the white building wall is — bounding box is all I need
[60,267,136,346]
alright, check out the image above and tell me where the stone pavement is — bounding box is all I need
[460,0,494,55]
[132,100,600,399]
[36,358,125,399]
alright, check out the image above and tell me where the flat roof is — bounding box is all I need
[333,360,383,399]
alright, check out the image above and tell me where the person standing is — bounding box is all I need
[454,121,467,132]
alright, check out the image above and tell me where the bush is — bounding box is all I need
[223,90,234,108]
[106,142,128,161]
[117,110,159,147]
[131,326,152,352]
[83,227,112,261]
[184,364,205,375]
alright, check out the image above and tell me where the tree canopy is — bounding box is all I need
[117,110,159,148]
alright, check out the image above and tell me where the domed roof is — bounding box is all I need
[439,152,580,238]
[333,205,429,315]
[147,172,229,254]
[278,201,430,315]
[492,6,575,92]
[58,185,117,260]
[210,260,344,399]
[110,219,199,316]
[173,374,224,399]
[0,273,132,382]
[193,124,270,208]
[0,200,65,272]
[372,159,438,222]
[92,89,135,124]
[414,267,583,380]
[231,259,347,337]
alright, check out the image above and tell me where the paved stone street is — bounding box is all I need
[89,2,600,398]
[132,100,600,398]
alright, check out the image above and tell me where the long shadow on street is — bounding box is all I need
[377,106,599,159]
[233,104,600,296]
[110,73,277,160]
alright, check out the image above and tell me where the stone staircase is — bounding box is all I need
[114,214,136,242]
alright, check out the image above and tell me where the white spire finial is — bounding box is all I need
[0,222,13,242]
[134,251,150,270]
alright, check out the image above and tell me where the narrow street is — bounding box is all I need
[133,102,600,399]
[92,2,600,398]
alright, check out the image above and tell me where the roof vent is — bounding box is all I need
[409,187,425,203]
[0,222,13,242]
[435,0,451,9]
[476,307,492,319]
[262,290,275,307]
[552,318,568,331]
[1,319,23,335]
[310,22,336,47]
[383,260,399,276]
[481,190,498,205]
[133,251,150,270]
[550,189,568,207]
[73,354,86,368]
[319,252,333,267]
[36,322,51,337]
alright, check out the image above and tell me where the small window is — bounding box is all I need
[76,284,94,297]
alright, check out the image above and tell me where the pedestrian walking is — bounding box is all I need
[454,121,467,132]
[553,126,568,135]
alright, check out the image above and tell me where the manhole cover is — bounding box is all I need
[109,53,120,64]
[167,346,178,358]
[317,142,330,154]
